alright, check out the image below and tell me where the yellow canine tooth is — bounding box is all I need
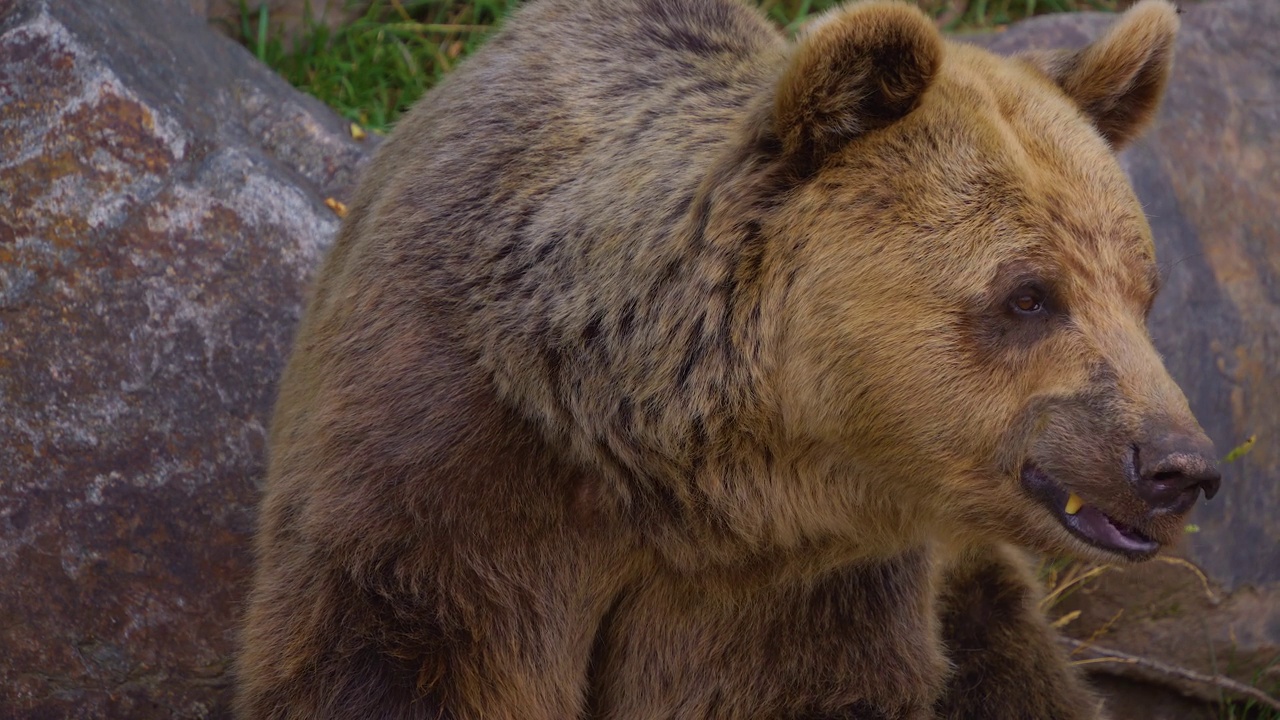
[1065,492,1084,515]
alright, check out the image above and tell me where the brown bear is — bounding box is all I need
[236,0,1222,718]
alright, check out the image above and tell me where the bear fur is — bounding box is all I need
[237,1,1220,718]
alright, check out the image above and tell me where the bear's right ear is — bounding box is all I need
[773,1,942,175]
[1020,0,1179,149]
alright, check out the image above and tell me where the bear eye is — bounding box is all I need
[1008,286,1047,316]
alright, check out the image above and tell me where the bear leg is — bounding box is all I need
[934,544,1108,720]
[235,551,457,720]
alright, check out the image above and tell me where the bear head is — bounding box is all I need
[766,0,1218,564]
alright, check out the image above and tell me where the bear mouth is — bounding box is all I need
[1020,463,1159,560]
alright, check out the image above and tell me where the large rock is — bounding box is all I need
[977,0,1280,705]
[0,0,367,716]
[0,0,1275,717]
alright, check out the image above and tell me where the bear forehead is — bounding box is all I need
[821,41,1159,303]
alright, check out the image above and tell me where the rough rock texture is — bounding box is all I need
[978,0,1280,705]
[0,0,1276,717]
[0,0,367,716]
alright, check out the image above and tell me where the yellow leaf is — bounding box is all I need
[1223,434,1256,463]
[325,198,349,218]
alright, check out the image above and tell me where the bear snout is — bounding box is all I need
[1013,397,1222,559]
[1132,431,1222,512]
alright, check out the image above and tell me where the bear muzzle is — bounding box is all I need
[1019,425,1220,561]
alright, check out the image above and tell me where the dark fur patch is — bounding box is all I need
[644,24,726,57]
[617,300,638,339]
[798,701,889,720]
[676,322,709,389]
[582,312,604,346]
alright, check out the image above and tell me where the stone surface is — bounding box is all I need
[0,0,368,716]
[0,0,1276,717]
[976,0,1280,701]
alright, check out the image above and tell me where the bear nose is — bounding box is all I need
[1135,433,1222,510]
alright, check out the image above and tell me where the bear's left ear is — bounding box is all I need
[1021,0,1179,149]
[773,1,942,175]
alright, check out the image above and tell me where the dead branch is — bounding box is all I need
[1059,637,1280,712]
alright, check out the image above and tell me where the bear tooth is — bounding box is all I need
[1065,493,1084,515]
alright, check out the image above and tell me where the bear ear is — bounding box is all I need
[1021,0,1179,149]
[773,1,942,175]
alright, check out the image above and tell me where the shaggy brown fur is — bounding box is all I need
[237,1,1219,718]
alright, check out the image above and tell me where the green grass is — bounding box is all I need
[1214,640,1280,719]
[236,0,1128,133]
[239,0,512,131]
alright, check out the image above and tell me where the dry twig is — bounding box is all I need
[1040,563,1110,612]
[1153,555,1219,604]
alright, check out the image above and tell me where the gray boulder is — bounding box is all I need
[0,0,365,716]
